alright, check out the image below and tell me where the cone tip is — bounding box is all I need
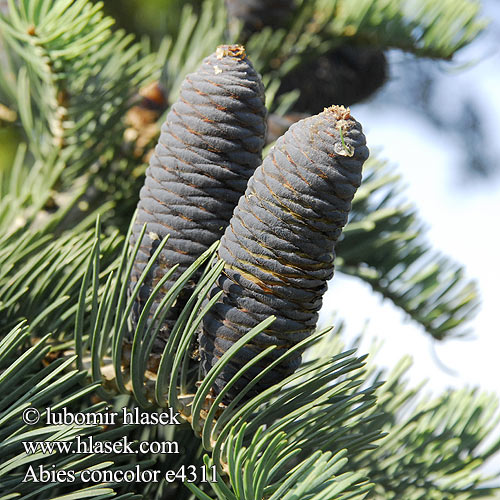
[324,105,351,121]
[216,44,246,60]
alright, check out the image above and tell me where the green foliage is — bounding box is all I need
[242,0,485,81]
[349,350,500,499]
[0,322,144,499]
[0,144,122,336]
[72,222,499,499]
[0,0,497,499]
[0,0,161,227]
[337,156,479,340]
[0,222,121,336]
[189,445,372,500]
[160,0,229,103]
[0,0,158,180]
[324,0,486,59]
[73,219,383,498]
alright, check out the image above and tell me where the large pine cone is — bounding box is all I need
[129,45,267,351]
[199,105,369,401]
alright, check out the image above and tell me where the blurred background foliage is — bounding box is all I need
[100,0,497,179]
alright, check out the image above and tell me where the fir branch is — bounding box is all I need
[76,219,383,498]
[0,0,159,184]
[0,2,495,499]
[0,143,64,230]
[243,0,485,75]
[336,156,479,340]
[189,435,372,500]
[327,0,486,59]
[0,213,122,338]
[161,0,230,103]
[349,348,500,499]
[0,322,144,499]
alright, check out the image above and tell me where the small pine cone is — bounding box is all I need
[125,81,168,159]
[225,0,296,35]
[199,105,369,401]
[129,45,267,351]
[279,46,387,114]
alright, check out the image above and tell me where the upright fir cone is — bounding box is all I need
[199,105,369,401]
[278,46,388,114]
[129,45,267,351]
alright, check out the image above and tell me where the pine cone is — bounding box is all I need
[279,46,387,114]
[129,45,267,351]
[225,0,296,36]
[124,81,168,159]
[199,105,369,401]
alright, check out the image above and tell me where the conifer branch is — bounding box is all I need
[336,156,479,340]
[0,0,159,183]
